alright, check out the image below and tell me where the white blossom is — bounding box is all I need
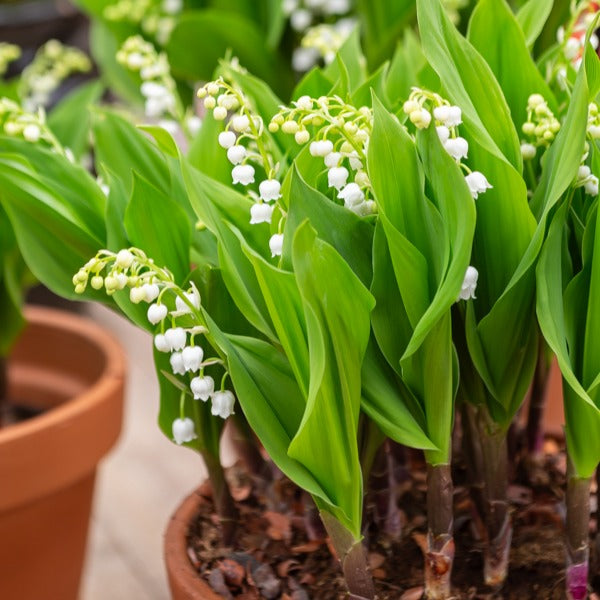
[186,115,202,137]
[142,283,160,302]
[182,346,204,372]
[154,334,170,353]
[170,351,186,375]
[162,0,183,15]
[231,114,250,132]
[409,108,431,129]
[292,47,319,71]
[269,233,284,257]
[291,9,312,31]
[520,143,537,160]
[295,95,313,110]
[130,286,146,304]
[444,137,469,160]
[190,375,214,401]
[464,171,493,199]
[211,390,236,419]
[250,202,274,224]
[218,130,236,148]
[175,288,200,313]
[348,151,363,170]
[115,249,134,268]
[458,266,478,301]
[310,139,334,157]
[324,151,342,168]
[227,145,246,165]
[585,174,599,196]
[172,417,196,444]
[23,124,41,142]
[147,303,168,324]
[338,182,364,207]
[328,166,349,190]
[165,327,186,351]
[436,125,450,145]
[259,179,282,201]
[232,164,255,185]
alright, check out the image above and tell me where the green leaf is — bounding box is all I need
[124,172,191,282]
[323,28,366,93]
[416,0,521,169]
[516,0,554,48]
[292,68,335,101]
[48,81,104,159]
[290,221,375,536]
[386,30,427,106]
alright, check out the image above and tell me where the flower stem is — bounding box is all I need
[526,332,552,457]
[0,356,6,427]
[565,456,591,600]
[423,462,455,600]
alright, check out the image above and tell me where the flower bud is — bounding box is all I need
[213,106,227,121]
[23,124,41,142]
[281,120,299,134]
[269,233,284,257]
[91,276,104,290]
[232,114,250,132]
[403,99,419,114]
[295,95,313,110]
[147,303,168,324]
[295,129,310,144]
[207,82,220,96]
[190,375,214,401]
[116,249,134,268]
[338,182,364,207]
[309,139,334,157]
[218,131,236,149]
[520,143,536,160]
[172,417,197,444]
[458,265,478,301]
[585,174,599,196]
[324,151,342,168]
[203,96,216,109]
[143,283,160,302]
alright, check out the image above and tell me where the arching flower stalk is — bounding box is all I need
[198,76,286,257]
[271,94,377,216]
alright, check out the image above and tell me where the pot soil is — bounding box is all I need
[165,446,600,600]
[0,306,125,600]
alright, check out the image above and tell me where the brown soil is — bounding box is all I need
[0,401,44,428]
[187,440,600,600]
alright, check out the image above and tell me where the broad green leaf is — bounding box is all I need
[124,173,191,282]
[48,81,104,159]
[187,112,232,185]
[468,0,556,129]
[290,222,375,536]
[386,30,427,106]
[292,68,335,101]
[516,0,554,48]
[323,28,366,93]
[416,0,521,169]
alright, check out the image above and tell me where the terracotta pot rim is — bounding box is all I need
[0,305,126,513]
[0,305,125,443]
[165,483,224,600]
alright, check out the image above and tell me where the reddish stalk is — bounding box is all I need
[526,335,552,457]
[0,356,6,427]
[565,458,591,600]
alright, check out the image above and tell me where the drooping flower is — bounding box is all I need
[232,164,255,185]
[436,125,450,144]
[142,283,160,302]
[310,139,334,157]
[154,334,170,353]
[211,390,236,419]
[585,174,599,196]
[324,151,342,168]
[182,346,204,372]
[520,143,536,160]
[328,166,349,190]
[175,288,200,313]
[190,375,214,401]
[464,171,493,199]
[458,266,479,301]
[338,182,364,207]
[147,302,168,324]
[164,327,186,351]
[172,417,197,444]
[250,203,274,225]
[170,351,186,375]
[444,137,469,160]
[226,145,246,165]
[269,233,284,257]
[259,179,282,201]
[218,130,236,149]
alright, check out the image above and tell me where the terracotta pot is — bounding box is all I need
[165,483,223,600]
[544,358,564,437]
[0,305,125,600]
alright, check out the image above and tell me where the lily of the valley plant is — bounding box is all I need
[3,1,600,599]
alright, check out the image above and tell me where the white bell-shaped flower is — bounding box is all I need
[578,165,591,181]
[227,145,246,165]
[324,151,342,168]
[116,249,134,268]
[269,233,284,257]
[211,390,236,419]
[328,166,349,190]
[458,266,479,301]
[190,375,214,401]
[444,137,469,160]
[172,417,197,445]
[310,140,334,157]
[141,81,168,98]
[23,124,41,142]
[218,131,236,149]
[130,286,146,304]
[589,125,600,139]
[348,151,363,170]
[175,288,201,314]
[585,174,599,196]
[436,125,450,144]
[295,95,313,110]
[338,182,364,207]
[464,171,493,199]
[170,351,186,375]
[154,334,170,353]
[520,143,537,160]
[182,346,204,372]
[165,327,187,351]
[433,105,451,123]
[250,202,274,225]
[446,106,462,127]
[232,164,255,185]
[231,115,250,132]
[147,303,168,325]
[259,179,282,201]
[143,283,160,302]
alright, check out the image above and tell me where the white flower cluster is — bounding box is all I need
[117,36,180,125]
[403,88,492,200]
[0,43,20,77]
[19,40,91,112]
[73,248,237,443]
[271,94,376,216]
[105,0,183,45]
[198,77,284,257]
[283,0,354,71]
[0,97,47,144]
[520,94,561,161]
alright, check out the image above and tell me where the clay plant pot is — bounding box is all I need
[165,483,222,600]
[0,305,125,600]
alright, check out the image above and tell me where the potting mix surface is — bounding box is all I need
[187,439,600,599]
